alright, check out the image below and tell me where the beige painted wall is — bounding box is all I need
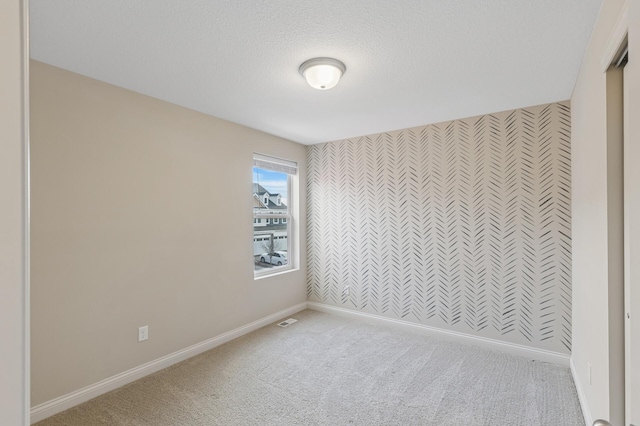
[30,61,307,406]
[0,1,29,424]
[570,0,637,423]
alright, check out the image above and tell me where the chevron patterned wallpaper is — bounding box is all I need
[307,102,572,353]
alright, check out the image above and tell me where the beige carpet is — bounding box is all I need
[36,309,584,426]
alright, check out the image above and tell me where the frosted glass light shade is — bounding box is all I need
[299,58,346,90]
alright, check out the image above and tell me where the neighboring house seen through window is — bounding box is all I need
[253,153,297,277]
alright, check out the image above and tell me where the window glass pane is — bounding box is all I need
[253,167,290,273]
[253,167,288,213]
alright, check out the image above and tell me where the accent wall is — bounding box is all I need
[307,102,571,354]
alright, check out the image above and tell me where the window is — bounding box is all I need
[252,153,296,276]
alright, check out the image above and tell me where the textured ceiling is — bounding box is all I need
[30,0,601,145]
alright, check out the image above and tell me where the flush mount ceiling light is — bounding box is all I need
[299,57,346,90]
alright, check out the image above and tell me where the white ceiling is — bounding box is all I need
[30,0,602,145]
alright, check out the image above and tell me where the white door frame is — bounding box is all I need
[601,1,640,425]
[0,0,30,425]
[622,2,639,423]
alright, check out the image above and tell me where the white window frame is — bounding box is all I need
[253,153,296,278]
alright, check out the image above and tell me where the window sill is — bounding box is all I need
[254,267,299,281]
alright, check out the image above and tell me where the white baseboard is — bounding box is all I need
[570,358,592,426]
[307,302,571,366]
[30,302,308,424]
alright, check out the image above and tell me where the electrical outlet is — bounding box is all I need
[587,362,591,385]
[138,325,149,342]
[342,285,350,296]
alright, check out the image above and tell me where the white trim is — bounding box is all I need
[571,358,592,426]
[22,0,31,424]
[307,302,570,366]
[253,267,299,281]
[601,0,629,72]
[253,153,298,175]
[30,302,308,424]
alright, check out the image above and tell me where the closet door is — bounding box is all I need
[624,42,640,426]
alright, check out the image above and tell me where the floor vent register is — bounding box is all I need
[277,318,298,327]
